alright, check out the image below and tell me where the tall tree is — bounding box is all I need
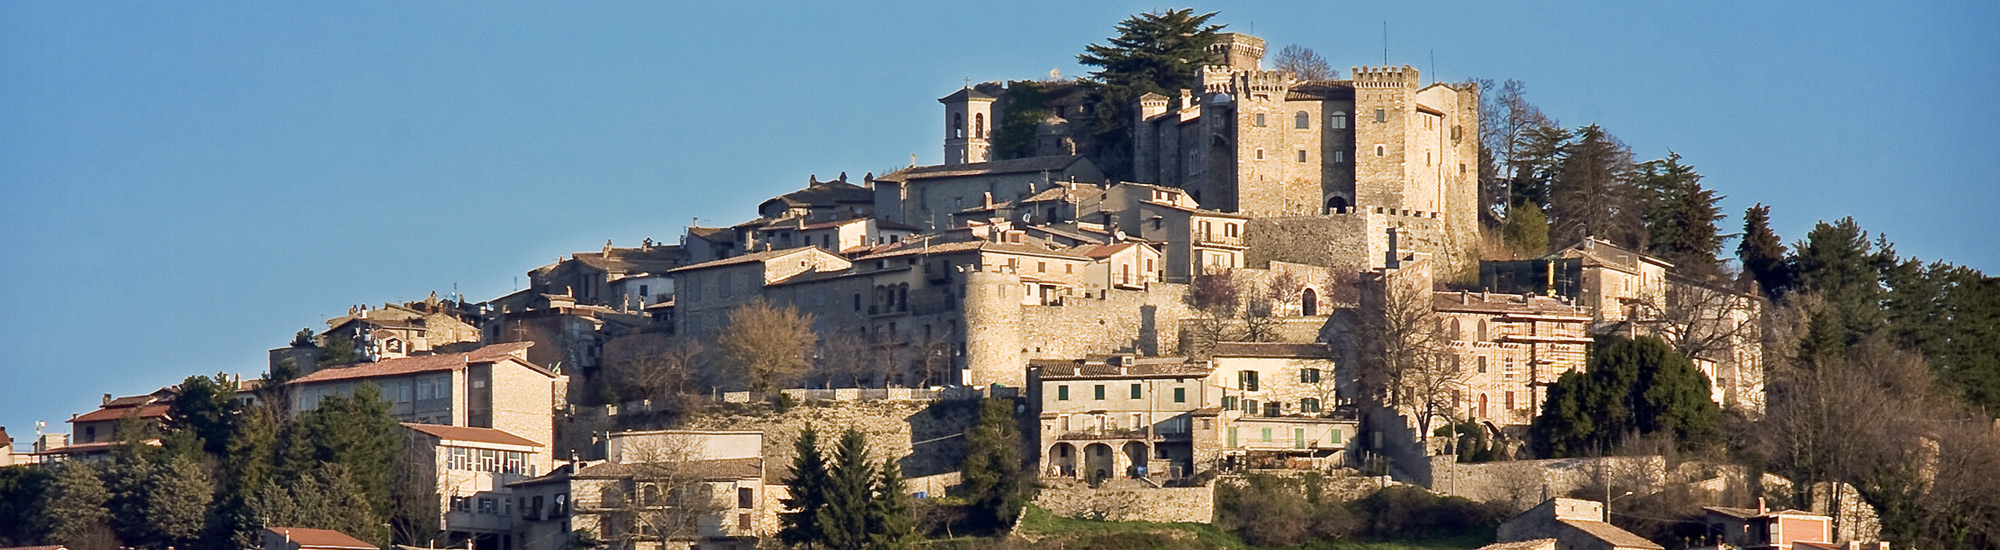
[1507,124,1571,211]
[0,466,53,545]
[1357,269,1464,444]
[1528,336,1722,457]
[1075,9,1225,181]
[716,299,817,396]
[1548,124,1641,248]
[1501,201,1550,258]
[145,452,214,548]
[778,425,830,548]
[102,411,159,546]
[281,383,400,522]
[1477,79,1558,218]
[816,429,875,550]
[1738,204,1793,297]
[1636,152,1726,277]
[39,462,115,550]
[171,372,241,457]
[960,398,1030,530]
[869,458,917,550]
[1271,44,1334,80]
[1791,218,1884,360]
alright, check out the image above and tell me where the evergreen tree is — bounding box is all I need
[0,466,53,545]
[868,458,916,550]
[1792,218,1884,360]
[224,406,278,497]
[103,412,159,546]
[1529,336,1721,457]
[1548,124,1641,248]
[960,398,1030,530]
[40,462,114,550]
[145,452,214,548]
[284,382,400,515]
[1879,252,2000,415]
[1501,201,1550,258]
[778,425,830,548]
[816,429,875,550]
[1738,204,1793,297]
[1508,124,1571,210]
[1636,152,1725,277]
[1075,9,1225,181]
[990,81,1054,160]
[170,372,241,457]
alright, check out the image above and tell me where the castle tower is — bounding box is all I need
[940,87,996,165]
[1210,33,1266,71]
[961,268,1025,388]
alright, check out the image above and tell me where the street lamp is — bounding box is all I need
[1605,489,1634,522]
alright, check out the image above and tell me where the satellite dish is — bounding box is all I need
[1020,212,1033,224]
[1114,230,1128,241]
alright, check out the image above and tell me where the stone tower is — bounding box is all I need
[961,268,1025,388]
[1210,32,1266,71]
[940,87,996,165]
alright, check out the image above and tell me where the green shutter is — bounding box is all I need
[1261,428,1272,442]
[1295,428,1306,449]
[1094,385,1105,400]
[1130,383,1142,399]
[1223,396,1237,410]
[1174,388,1185,403]
[1228,427,1237,448]
[1058,385,1069,400]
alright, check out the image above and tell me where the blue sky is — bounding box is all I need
[3,1,1995,442]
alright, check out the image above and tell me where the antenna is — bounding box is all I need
[1383,22,1389,65]
[1430,50,1436,83]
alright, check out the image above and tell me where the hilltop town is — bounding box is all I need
[4,11,1996,550]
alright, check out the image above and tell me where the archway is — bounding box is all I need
[1325,196,1350,213]
[1122,441,1150,478]
[1301,288,1318,316]
[1083,443,1115,485]
[1048,442,1078,478]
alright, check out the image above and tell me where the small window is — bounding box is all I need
[1294,111,1310,129]
[1255,113,1266,127]
[1255,148,1264,160]
[1333,151,1347,165]
[1239,370,1259,391]
[1301,368,1321,383]
[953,112,965,138]
[1301,398,1321,413]
[1174,387,1186,403]
[1375,108,1386,122]
[1058,385,1069,400]
[1375,145,1386,157]
[1244,399,1259,416]
[1130,384,1142,399]
[1477,356,1488,373]
[1037,261,1046,273]
[1330,111,1348,129]
[1223,396,1238,410]
[1094,384,1106,400]
[975,113,985,138]
[1297,150,1308,163]
[738,488,754,509]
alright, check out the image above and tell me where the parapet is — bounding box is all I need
[1350,65,1419,88]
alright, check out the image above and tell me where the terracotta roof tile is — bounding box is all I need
[877,155,1087,183]
[1556,519,1663,549]
[266,526,378,550]
[668,246,826,273]
[574,456,763,481]
[1209,342,1332,358]
[72,403,171,424]
[290,342,542,385]
[402,423,542,447]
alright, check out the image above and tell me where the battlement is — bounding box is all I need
[1210,33,1266,71]
[1350,65,1419,88]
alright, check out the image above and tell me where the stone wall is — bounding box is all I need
[679,399,985,489]
[1032,483,1215,523]
[1428,455,1667,511]
[1020,282,1192,358]
[1244,210,1470,278]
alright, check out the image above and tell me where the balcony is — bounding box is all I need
[1193,232,1246,249]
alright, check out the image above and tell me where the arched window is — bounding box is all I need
[1295,111,1311,129]
[1330,111,1348,129]
[1325,196,1349,212]
[1375,145,1386,157]
[952,113,964,138]
[1450,319,1462,340]
[975,113,985,138]
[1479,394,1489,418]
[1478,319,1489,340]
[1301,288,1318,316]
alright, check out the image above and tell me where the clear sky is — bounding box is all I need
[3,1,1995,442]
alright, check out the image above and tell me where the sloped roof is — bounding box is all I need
[1209,342,1332,358]
[668,246,830,273]
[573,456,764,481]
[290,342,544,385]
[402,423,542,448]
[1556,519,1664,550]
[569,246,689,275]
[876,155,1089,183]
[1433,291,1590,318]
[1037,359,1211,379]
[687,226,735,243]
[1475,539,1556,550]
[72,403,171,424]
[853,236,1091,262]
[767,180,874,209]
[938,87,996,102]
[266,527,377,550]
[1082,242,1137,259]
[1703,506,1760,519]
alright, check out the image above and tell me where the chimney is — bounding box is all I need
[102,394,111,406]
[1756,497,1767,515]
[982,192,993,209]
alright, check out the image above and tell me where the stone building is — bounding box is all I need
[320,295,483,365]
[403,423,554,549]
[511,431,770,550]
[874,152,1103,233]
[1206,342,1358,470]
[1497,498,1663,550]
[288,342,564,449]
[1435,290,1593,429]
[1130,32,1482,272]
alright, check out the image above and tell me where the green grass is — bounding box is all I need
[1016,505,1492,550]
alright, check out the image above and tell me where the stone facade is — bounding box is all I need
[678,398,985,491]
[1031,483,1215,523]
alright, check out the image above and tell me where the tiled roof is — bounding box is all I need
[1557,519,1663,550]
[569,246,689,275]
[687,226,735,242]
[290,342,542,385]
[798,217,867,231]
[876,155,1087,183]
[266,526,377,550]
[668,246,827,273]
[402,423,542,447]
[1082,242,1136,259]
[72,403,171,424]
[1433,291,1589,317]
[1209,342,1332,358]
[1037,359,1212,379]
[1475,539,1556,550]
[767,180,874,209]
[852,236,1091,262]
[1703,506,1760,519]
[574,456,764,481]
[938,87,995,102]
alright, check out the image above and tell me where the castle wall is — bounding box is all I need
[679,399,985,488]
[1019,282,1192,359]
[1031,483,1215,523]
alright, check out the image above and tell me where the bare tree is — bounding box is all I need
[814,332,877,388]
[1358,270,1465,450]
[1185,269,1246,357]
[716,299,817,397]
[610,337,705,403]
[596,436,732,547]
[1272,44,1334,80]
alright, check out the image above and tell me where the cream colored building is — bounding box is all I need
[289,341,564,448]
[1435,290,1593,428]
[405,423,554,548]
[511,431,769,550]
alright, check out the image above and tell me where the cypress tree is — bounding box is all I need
[778,425,830,548]
[869,458,917,550]
[1793,218,1884,359]
[1075,9,1225,180]
[816,429,875,550]
[1738,204,1792,297]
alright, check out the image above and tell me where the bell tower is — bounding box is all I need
[940,86,996,165]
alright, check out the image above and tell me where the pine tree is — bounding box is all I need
[40,462,114,550]
[1075,9,1225,181]
[1548,124,1641,248]
[1508,124,1572,210]
[1636,152,1725,277]
[1793,218,1884,360]
[286,382,400,516]
[0,466,53,545]
[817,428,875,550]
[960,398,1030,530]
[145,452,214,548]
[1738,204,1792,297]
[170,372,241,457]
[103,411,159,547]
[869,458,917,550]
[778,425,831,548]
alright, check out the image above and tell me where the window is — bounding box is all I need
[953,112,964,138]
[1239,370,1259,391]
[739,488,754,509]
[1222,396,1238,410]
[1037,261,1046,273]
[975,113,985,138]
[1505,391,1516,410]
[1255,113,1266,127]
[478,497,497,514]
[1130,383,1142,399]
[1261,428,1273,442]
[1265,401,1281,417]
[1297,150,1308,163]
[1375,145,1386,156]
[1333,151,1347,164]
[1295,111,1310,129]
[1301,398,1321,413]
[1243,399,1259,416]
[1477,356,1488,373]
[1375,108,1386,122]
[1301,368,1321,383]
[1254,148,1264,160]
[1174,387,1186,403]
[1094,384,1106,400]
[1058,385,1069,400]
[1330,111,1348,129]
[638,284,648,297]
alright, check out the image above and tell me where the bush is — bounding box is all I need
[1352,485,1507,538]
